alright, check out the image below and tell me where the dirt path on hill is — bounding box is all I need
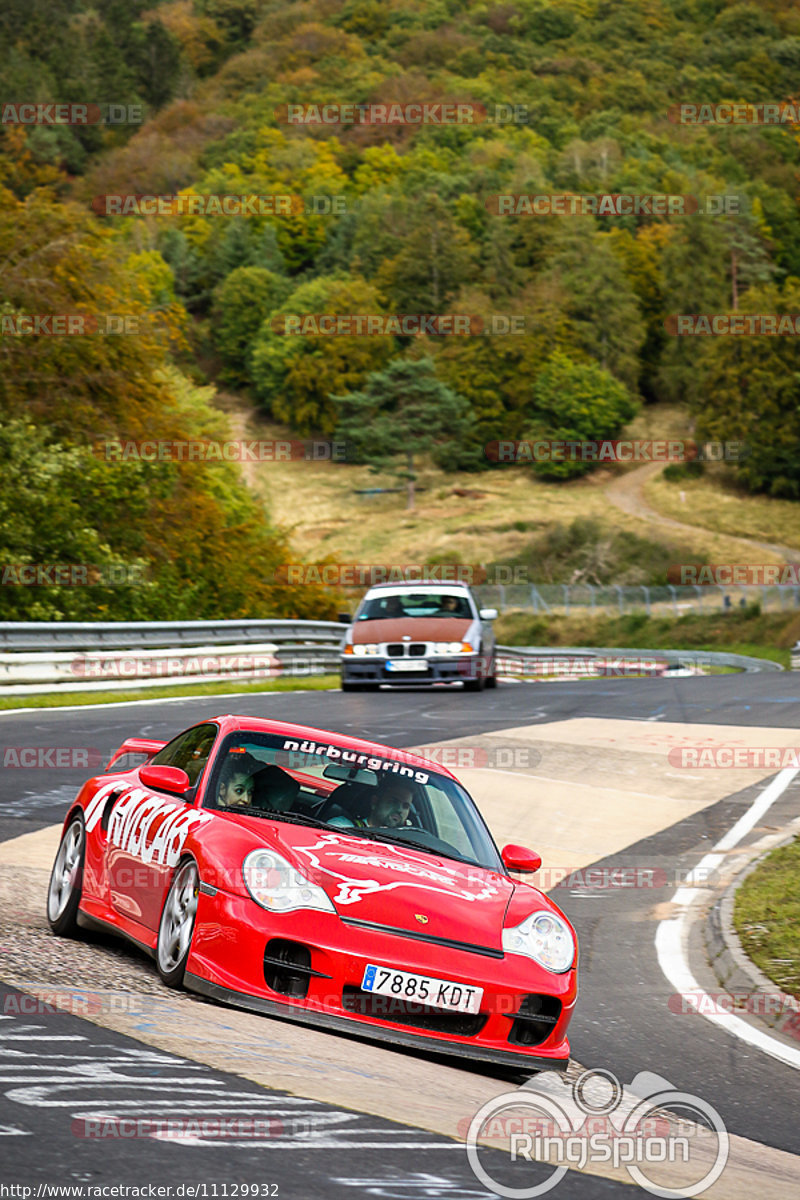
[605,461,800,562]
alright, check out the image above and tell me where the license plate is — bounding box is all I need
[361,964,483,1014]
[386,659,428,671]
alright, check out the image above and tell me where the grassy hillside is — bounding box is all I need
[495,605,799,665]
[2,0,799,621]
[228,401,786,580]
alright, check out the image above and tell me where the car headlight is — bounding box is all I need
[351,643,380,656]
[502,911,575,973]
[242,849,335,914]
[430,641,466,655]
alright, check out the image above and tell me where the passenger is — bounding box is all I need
[216,752,260,809]
[437,595,461,615]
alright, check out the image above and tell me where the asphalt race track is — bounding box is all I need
[1,673,799,1196]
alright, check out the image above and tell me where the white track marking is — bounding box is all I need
[655,764,800,1069]
[0,690,319,718]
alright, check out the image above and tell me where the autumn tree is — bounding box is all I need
[212,266,290,385]
[523,352,639,481]
[250,275,394,432]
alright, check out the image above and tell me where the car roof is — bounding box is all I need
[363,580,474,592]
[207,715,458,780]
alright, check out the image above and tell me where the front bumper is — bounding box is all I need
[341,654,487,685]
[187,890,575,1069]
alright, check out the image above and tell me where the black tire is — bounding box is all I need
[47,813,86,938]
[485,662,498,689]
[156,859,200,988]
[342,681,378,692]
[464,675,486,692]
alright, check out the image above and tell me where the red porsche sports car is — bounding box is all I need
[47,715,577,1070]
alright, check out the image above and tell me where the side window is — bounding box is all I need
[150,724,218,786]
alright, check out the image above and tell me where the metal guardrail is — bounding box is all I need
[502,645,783,674]
[0,622,782,693]
[0,620,342,652]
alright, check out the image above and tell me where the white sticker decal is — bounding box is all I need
[106,787,212,866]
[84,780,126,832]
[295,834,501,906]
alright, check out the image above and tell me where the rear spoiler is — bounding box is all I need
[105,737,168,772]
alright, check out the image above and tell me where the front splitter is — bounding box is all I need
[185,972,568,1072]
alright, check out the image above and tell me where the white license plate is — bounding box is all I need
[361,964,483,1014]
[386,659,428,671]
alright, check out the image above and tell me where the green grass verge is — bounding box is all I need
[734,837,800,1000]
[0,675,340,711]
[495,606,799,667]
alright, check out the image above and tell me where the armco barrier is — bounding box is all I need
[501,645,782,674]
[0,621,343,694]
[0,620,343,652]
[0,622,781,694]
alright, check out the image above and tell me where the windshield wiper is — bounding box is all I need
[339,825,477,865]
[245,810,332,829]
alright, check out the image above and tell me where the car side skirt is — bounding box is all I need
[76,907,156,960]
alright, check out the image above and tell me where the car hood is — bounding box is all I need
[281,827,513,948]
[349,617,472,644]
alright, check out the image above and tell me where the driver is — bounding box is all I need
[368,779,414,828]
[329,778,414,829]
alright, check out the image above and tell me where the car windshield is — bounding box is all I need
[204,731,503,872]
[357,592,472,620]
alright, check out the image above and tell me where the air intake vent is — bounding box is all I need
[506,994,561,1046]
[263,939,314,998]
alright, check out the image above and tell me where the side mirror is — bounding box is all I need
[480,607,498,621]
[139,764,192,795]
[501,844,542,874]
[337,612,352,624]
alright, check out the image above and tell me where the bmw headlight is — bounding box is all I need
[431,641,473,655]
[502,911,575,973]
[352,643,380,656]
[242,849,335,914]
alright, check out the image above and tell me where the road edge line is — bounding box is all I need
[654,765,800,1070]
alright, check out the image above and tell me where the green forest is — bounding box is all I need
[2,0,799,618]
